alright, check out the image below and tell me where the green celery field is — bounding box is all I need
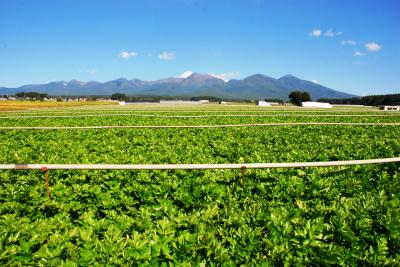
[0,105,399,265]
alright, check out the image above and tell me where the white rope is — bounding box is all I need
[0,109,385,115]
[0,113,398,119]
[0,122,399,130]
[1,157,399,170]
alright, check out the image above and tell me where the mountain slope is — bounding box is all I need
[277,75,353,100]
[0,73,357,99]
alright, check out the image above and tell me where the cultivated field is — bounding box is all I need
[0,104,399,265]
[0,100,115,111]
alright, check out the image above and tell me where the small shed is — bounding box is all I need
[302,102,332,108]
[256,101,271,107]
[160,100,202,105]
[380,106,400,111]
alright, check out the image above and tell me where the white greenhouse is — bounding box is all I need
[256,101,271,106]
[302,102,332,108]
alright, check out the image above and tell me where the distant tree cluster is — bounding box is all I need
[362,94,400,106]
[129,95,184,102]
[110,93,128,101]
[318,94,400,106]
[317,97,362,105]
[111,93,226,102]
[288,91,311,106]
[15,92,48,100]
[264,98,284,104]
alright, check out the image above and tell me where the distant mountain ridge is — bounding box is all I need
[0,73,357,100]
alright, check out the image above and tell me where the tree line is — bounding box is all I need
[15,92,49,100]
[9,91,399,106]
[318,94,400,106]
[111,93,223,102]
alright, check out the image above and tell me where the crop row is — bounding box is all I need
[1,126,399,164]
[0,116,400,127]
[1,161,399,264]
[0,109,392,117]
[1,111,399,265]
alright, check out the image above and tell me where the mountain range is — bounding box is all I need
[0,73,356,100]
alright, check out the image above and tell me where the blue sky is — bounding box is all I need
[0,0,399,95]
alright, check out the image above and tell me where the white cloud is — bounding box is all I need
[178,70,193,78]
[341,40,356,45]
[310,29,322,37]
[325,29,343,37]
[86,69,97,75]
[365,42,381,52]
[311,80,319,84]
[354,51,367,57]
[208,72,240,82]
[158,51,176,60]
[119,51,138,60]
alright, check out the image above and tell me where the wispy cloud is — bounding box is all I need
[365,42,381,52]
[119,51,138,60]
[208,72,240,82]
[325,29,343,37]
[178,70,193,78]
[341,40,356,46]
[158,51,176,60]
[86,69,97,75]
[354,51,367,57]
[310,29,322,37]
[311,80,319,84]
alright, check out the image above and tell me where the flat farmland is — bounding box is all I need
[0,104,399,265]
[0,100,115,111]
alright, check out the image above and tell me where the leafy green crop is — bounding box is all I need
[0,106,399,265]
[0,113,400,127]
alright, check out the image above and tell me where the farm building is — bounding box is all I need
[332,104,374,108]
[302,101,332,108]
[380,105,400,111]
[118,101,159,105]
[160,100,204,105]
[119,100,208,105]
[256,101,271,106]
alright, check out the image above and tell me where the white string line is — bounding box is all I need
[0,113,399,119]
[56,108,375,112]
[0,122,399,130]
[62,108,380,112]
[0,108,384,114]
[1,157,399,170]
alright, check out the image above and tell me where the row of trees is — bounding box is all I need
[110,93,128,101]
[15,92,49,100]
[8,91,399,106]
[111,93,224,102]
[317,97,362,105]
[318,94,400,106]
[264,98,285,104]
[112,92,309,105]
[362,94,400,106]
